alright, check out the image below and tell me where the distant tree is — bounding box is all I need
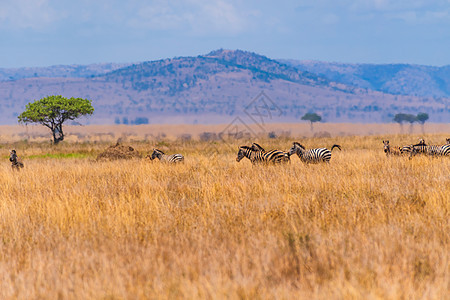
[122,117,129,125]
[393,113,417,133]
[134,117,149,125]
[301,112,322,131]
[416,112,429,133]
[18,95,94,144]
[114,117,121,125]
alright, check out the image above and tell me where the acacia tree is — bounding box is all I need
[416,112,429,133]
[301,112,322,131]
[393,113,417,133]
[18,95,94,144]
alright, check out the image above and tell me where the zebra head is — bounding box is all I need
[418,138,426,145]
[149,149,164,160]
[382,140,390,153]
[9,149,17,162]
[289,142,305,156]
[236,146,253,162]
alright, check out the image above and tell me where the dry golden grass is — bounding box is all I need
[0,132,449,299]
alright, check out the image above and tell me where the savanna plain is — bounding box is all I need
[0,124,449,299]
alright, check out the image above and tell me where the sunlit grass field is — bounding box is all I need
[0,132,448,299]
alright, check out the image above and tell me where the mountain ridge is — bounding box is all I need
[0,49,448,125]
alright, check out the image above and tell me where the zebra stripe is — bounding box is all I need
[411,139,450,156]
[236,145,290,164]
[9,150,24,170]
[289,142,341,163]
[147,149,184,163]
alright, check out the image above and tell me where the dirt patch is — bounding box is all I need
[96,142,141,161]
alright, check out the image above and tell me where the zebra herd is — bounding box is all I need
[6,138,449,170]
[236,142,342,164]
[383,138,450,158]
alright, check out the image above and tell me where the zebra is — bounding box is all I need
[383,140,412,156]
[446,138,450,144]
[146,149,184,163]
[410,139,449,157]
[236,144,290,164]
[383,140,403,156]
[9,150,24,170]
[289,142,341,163]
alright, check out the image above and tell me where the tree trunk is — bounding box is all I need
[52,125,64,144]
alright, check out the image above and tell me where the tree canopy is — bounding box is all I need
[301,112,322,131]
[393,113,416,124]
[301,112,322,123]
[18,95,94,144]
[416,112,429,124]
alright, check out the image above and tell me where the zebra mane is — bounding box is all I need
[251,143,265,152]
[153,148,165,154]
[292,142,305,150]
[239,146,253,150]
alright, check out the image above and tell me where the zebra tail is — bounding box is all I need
[331,144,341,151]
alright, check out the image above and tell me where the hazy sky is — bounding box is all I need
[1,0,449,68]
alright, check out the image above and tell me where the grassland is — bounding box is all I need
[0,126,449,299]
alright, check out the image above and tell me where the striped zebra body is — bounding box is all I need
[9,150,24,170]
[411,139,450,156]
[415,144,450,156]
[147,149,184,163]
[236,145,290,164]
[289,142,341,163]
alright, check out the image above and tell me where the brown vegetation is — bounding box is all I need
[96,142,141,161]
[0,131,448,299]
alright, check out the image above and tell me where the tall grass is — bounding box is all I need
[0,134,448,299]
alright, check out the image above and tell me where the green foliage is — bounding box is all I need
[416,112,429,124]
[18,95,94,144]
[393,113,417,124]
[301,112,322,123]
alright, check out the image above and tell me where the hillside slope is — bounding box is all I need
[281,59,450,98]
[0,50,448,124]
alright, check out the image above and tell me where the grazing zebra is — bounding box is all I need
[146,149,184,163]
[410,139,450,157]
[289,142,341,163]
[236,145,290,164]
[9,150,24,170]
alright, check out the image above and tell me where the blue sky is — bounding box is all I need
[1,0,449,68]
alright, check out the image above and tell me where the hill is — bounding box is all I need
[0,49,448,125]
[281,59,450,98]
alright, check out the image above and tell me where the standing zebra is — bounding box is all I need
[146,149,184,163]
[289,142,341,163]
[9,150,24,170]
[383,140,411,156]
[236,145,290,164]
[411,139,450,157]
